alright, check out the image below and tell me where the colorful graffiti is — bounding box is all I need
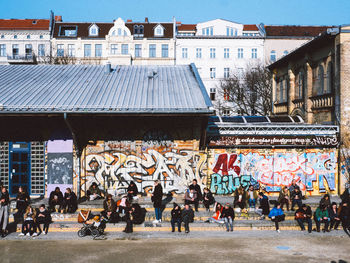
[80,140,207,195]
[209,149,338,195]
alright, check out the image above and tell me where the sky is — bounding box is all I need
[0,0,349,26]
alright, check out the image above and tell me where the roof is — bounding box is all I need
[265,25,330,37]
[125,22,174,38]
[53,21,174,39]
[0,64,213,115]
[177,24,196,32]
[53,22,113,38]
[0,19,50,30]
[243,24,258,31]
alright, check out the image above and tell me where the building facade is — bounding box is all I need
[51,17,176,65]
[268,26,350,191]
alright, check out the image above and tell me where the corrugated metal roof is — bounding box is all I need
[0,64,213,115]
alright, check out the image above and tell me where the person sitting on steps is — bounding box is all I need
[171,203,182,233]
[268,202,285,233]
[48,187,63,213]
[295,204,313,233]
[184,188,199,212]
[221,203,235,232]
[202,188,215,211]
[181,204,194,234]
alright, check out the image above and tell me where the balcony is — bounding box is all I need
[310,93,334,110]
[274,102,288,114]
[292,98,304,109]
[7,54,35,64]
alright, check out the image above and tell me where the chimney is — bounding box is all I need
[127,19,132,23]
[55,15,62,22]
[145,17,149,23]
[105,62,112,74]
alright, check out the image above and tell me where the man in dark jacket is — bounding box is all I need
[189,179,202,201]
[256,192,270,220]
[63,188,78,213]
[181,204,194,233]
[184,188,199,212]
[0,186,9,237]
[203,188,215,211]
[221,203,235,231]
[127,181,138,201]
[49,187,64,213]
[295,204,312,233]
[151,180,163,223]
[171,203,182,232]
[339,202,350,230]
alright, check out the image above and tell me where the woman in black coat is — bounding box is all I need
[127,181,138,201]
[151,180,163,223]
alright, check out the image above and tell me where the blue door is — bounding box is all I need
[9,142,31,196]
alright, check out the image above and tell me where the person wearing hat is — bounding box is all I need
[268,202,285,233]
[221,203,235,232]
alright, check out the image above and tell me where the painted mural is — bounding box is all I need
[208,149,338,195]
[79,140,207,195]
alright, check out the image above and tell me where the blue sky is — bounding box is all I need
[1,0,349,25]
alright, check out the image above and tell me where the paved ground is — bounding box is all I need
[0,230,349,263]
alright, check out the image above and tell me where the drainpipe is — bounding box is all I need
[63,113,81,199]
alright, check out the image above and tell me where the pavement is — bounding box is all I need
[0,230,349,263]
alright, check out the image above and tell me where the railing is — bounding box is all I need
[7,54,34,61]
[292,98,304,109]
[310,93,334,109]
[274,102,288,114]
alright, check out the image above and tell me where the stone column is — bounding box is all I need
[305,61,313,123]
[287,67,295,115]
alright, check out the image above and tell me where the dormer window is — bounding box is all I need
[89,24,99,36]
[58,26,78,37]
[154,24,164,37]
[133,25,144,36]
[27,35,30,39]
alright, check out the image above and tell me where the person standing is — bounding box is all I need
[221,203,235,232]
[171,203,182,232]
[295,204,313,233]
[181,204,194,233]
[151,180,163,223]
[16,186,30,220]
[0,186,9,237]
[268,203,285,233]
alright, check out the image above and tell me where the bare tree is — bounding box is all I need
[216,63,272,116]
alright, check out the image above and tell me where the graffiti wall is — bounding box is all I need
[79,140,207,195]
[208,148,338,195]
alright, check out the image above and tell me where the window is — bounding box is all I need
[279,80,287,102]
[210,48,216,59]
[161,44,168,58]
[95,44,102,57]
[149,44,156,57]
[121,44,129,55]
[27,35,30,39]
[251,48,257,59]
[203,27,213,36]
[182,48,188,59]
[317,65,324,95]
[237,48,243,59]
[224,48,229,59]
[68,44,75,57]
[110,44,118,55]
[57,44,64,57]
[210,88,216,101]
[59,26,77,37]
[0,35,4,39]
[39,35,43,39]
[226,27,235,36]
[154,25,164,37]
[0,44,5,57]
[222,109,231,116]
[25,44,32,58]
[210,68,216,79]
[196,48,202,59]
[296,71,304,99]
[12,44,19,58]
[89,25,99,36]
[135,44,142,57]
[133,25,144,36]
[14,35,17,39]
[270,50,276,62]
[224,68,230,79]
[326,62,332,93]
[84,44,91,57]
[38,44,45,57]
[283,50,288,56]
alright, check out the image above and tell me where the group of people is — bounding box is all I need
[48,187,78,213]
